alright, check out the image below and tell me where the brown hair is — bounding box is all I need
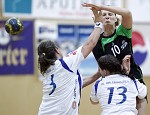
[38,40,58,75]
[98,55,122,74]
[115,17,120,27]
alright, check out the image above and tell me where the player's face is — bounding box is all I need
[101,10,117,26]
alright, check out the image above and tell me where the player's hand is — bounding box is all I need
[81,3,103,23]
[122,55,131,74]
[81,3,101,11]
[91,7,103,23]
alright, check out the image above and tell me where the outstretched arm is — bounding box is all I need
[83,71,101,88]
[82,3,132,29]
[81,7,103,58]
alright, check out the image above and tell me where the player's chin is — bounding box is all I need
[103,22,114,27]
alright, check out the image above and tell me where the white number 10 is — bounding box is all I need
[111,45,120,56]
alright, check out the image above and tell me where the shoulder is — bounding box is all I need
[67,46,82,56]
[116,24,125,34]
[116,24,132,38]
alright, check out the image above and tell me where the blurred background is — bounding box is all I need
[0,0,150,115]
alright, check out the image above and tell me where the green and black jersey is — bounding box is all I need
[93,24,143,81]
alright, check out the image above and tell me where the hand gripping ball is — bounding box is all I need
[5,17,24,35]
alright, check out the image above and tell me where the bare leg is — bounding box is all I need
[137,98,147,115]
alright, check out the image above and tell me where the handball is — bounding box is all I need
[5,17,24,35]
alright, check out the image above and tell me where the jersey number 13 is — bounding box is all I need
[107,86,127,104]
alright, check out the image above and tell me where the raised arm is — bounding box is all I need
[81,8,103,58]
[82,3,132,29]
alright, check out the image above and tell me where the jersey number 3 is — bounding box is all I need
[49,74,56,95]
[107,86,127,104]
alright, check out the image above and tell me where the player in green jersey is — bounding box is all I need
[82,3,147,115]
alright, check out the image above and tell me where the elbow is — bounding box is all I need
[127,10,132,17]
[124,10,132,17]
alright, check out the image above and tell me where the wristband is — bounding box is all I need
[94,22,103,29]
[95,22,104,34]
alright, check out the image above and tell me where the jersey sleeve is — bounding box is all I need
[92,39,105,61]
[136,79,147,99]
[90,84,99,103]
[63,46,84,72]
[117,24,132,39]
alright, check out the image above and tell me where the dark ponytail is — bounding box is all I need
[38,40,58,75]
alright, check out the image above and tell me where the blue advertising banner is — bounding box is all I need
[58,25,76,38]
[77,25,94,47]
[58,24,98,76]
[3,0,32,14]
[0,21,34,75]
[58,25,78,54]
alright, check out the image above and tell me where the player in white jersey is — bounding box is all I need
[90,55,147,115]
[37,8,103,115]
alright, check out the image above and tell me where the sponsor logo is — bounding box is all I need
[132,31,147,66]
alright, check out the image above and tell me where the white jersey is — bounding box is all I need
[90,74,147,115]
[38,47,84,115]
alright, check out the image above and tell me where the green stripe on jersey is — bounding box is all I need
[101,24,132,51]
[117,24,132,38]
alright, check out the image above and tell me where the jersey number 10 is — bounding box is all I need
[111,45,120,56]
